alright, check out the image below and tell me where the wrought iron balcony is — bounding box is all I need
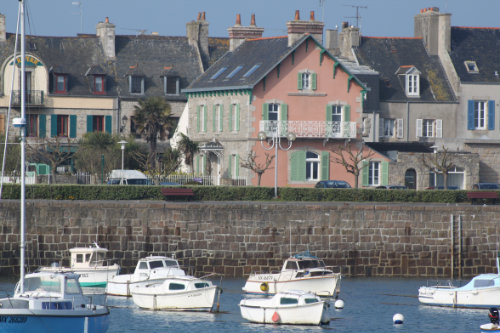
[259,120,357,139]
[11,90,44,106]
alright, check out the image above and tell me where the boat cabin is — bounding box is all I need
[134,256,185,276]
[70,245,109,269]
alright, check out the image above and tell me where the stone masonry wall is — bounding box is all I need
[0,200,499,279]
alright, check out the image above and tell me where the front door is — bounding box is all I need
[405,169,416,189]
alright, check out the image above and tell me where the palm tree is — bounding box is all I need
[133,97,174,169]
[177,133,198,177]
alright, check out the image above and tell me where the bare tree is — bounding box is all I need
[240,151,274,186]
[329,140,375,188]
[422,146,454,189]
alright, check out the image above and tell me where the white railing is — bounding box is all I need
[1,175,36,184]
[260,120,357,139]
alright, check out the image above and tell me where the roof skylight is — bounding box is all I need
[226,66,243,79]
[243,64,261,78]
[464,61,479,74]
[210,67,227,80]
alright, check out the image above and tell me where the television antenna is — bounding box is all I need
[319,0,326,22]
[343,4,367,28]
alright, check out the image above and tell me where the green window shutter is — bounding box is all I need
[196,106,200,132]
[228,155,233,178]
[312,73,317,90]
[220,105,224,132]
[235,154,240,178]
[362,160,369,186]
[202,154,207,175]
[51,115,57,137]
[105,115,112,134]
[236,104,240,131]
[326,105,332,121]
[228,105,233,132]
[212,105,216,132]
[203,106,207,132]
[290,150,306,181]
[87,115,93,133]
[280,103,288,136]
[195,155,199,175]
[39,114,46,138]
[344,105,351,121]
[297,72,303,90]
[381,161,389,185]
[321,151,329,180]
[69,115,77,138]
[262,103,269,120]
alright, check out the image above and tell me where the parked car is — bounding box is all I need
[315,180,351,189]
[376,185,408,190]
[107,169,151,185]
[472,183,500,190]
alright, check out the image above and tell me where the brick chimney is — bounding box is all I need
[227,14,264,51]
[338,21,360,61]
[0,13,6,42]
[414,7,451,56]
[286,10,324,47]
[186,12,210,64]
[96,17,116,59]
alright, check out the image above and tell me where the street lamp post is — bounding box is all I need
[118,140,127,185]
[258,123,296,198]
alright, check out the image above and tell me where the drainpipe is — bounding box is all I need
[406,102,410,142]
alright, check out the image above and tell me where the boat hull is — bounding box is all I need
[418,286,500,308]
[106,275,168,297]
[40,266,120,287]
[239,301,328,325]
[132,285,218,311]
[243,273,340,297]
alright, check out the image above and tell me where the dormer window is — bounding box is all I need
[164,76,180,95]
[129,75,144,94]
[93,75,105,95]
[464,61,479,73]
[397,66,420,98]
[55,74,67,93]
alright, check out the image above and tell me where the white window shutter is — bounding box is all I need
[396,118,403,138]
[435,119,442,138]
[416,119,423,138]
[379,118,384,138]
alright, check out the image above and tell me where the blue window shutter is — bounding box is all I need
[381,161,389,185]
[290,150,306,181]
[488,100,495,130]
[362,160,369,186]
[262,103,269,120]
[105,115,112,133]
[39,114,46,138]
[51,115,57,137]
[467,100,474,130]
[321,151,329,180]
[87,115,93,133]
[69,115,77,138]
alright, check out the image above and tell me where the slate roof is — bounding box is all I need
[184,35,369,93]
[354,37,456,103]
[449,27,500,83]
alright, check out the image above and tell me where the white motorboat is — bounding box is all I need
[131,275,220,311]
[106,255,185,296]
[39,243,120,287]
[0,3,109,331]
[239,290,330,325]
[419,254,500,308]
[242,251,341,297]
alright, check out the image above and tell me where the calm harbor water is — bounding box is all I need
[0,276,490,332]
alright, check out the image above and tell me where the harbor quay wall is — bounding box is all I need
[0,200,499,279]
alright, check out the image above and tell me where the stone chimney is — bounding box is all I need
[0,13,6,42]
[324,28,339,55]
[414,7,451,56]
[227,14,264,51]
[338,22,360,61]
[96,17,116,59]
[186,12,209,62]
[286,10,324,47]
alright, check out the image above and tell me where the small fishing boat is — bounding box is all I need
[130,275,220,311]
[419,254,500,308]
[480,308,500,332]
[239,290,330,325]
[242,251,341,297]
[106,255,185,296]
[39,243,120,287]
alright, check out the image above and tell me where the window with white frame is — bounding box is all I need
[302,72,311,90]
[129,75,144,94]
[422,119,434,137]
[474,101,487,130]
[230,103,239,132]
[306,151,320,181]
[197,105,207,132]
[406,74,419,97]
[214,104,223,132]
[383,118,395,137]
[164,76,179,95]
[368,161,380,186]
[416,119,442,138]
[298,71,316,91]
[330,105,342,134]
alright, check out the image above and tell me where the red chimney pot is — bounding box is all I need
[294,10,300,21]
[310,11,315,21]
[236,14,241,25]
[251,14,256,26]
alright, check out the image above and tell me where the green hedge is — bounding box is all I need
[0,184,476,203]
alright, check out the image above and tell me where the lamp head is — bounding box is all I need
[258,131,267,141]
[287,132,296,142]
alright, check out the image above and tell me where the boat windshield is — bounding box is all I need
[149,260,164,269]
[474,279,495,288]
[297,260,325,269]
[65,277,82,295]
[24,275,61,293]
[165,260,179,267]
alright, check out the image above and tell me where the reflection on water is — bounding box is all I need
[0,276,492,333]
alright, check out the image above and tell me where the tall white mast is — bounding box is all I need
[19,0,26,294]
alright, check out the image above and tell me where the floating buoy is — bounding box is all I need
[260,282,269,292]
[272,311,280,323]
[334,299,344,309]
[393,313,404,325]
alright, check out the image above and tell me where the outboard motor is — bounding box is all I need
[488,307,499,325]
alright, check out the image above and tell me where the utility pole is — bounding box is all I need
[343,4,368,28]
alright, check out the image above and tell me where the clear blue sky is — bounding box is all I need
[2,0,499,38]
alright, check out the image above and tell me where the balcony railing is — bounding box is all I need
[11,90,44,106]
[259,120,357,139]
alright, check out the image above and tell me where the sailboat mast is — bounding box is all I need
[19,0,26,294]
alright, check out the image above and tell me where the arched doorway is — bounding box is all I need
[405,169,416,189]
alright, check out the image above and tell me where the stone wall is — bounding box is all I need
[0,200,498,279]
